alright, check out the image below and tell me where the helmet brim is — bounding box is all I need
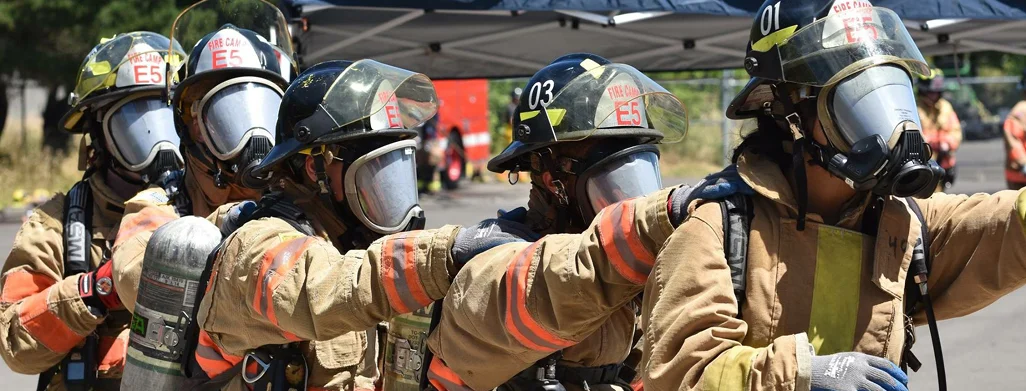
[726,78,773,120]
[251,128,418,180]
[487,127,663,173]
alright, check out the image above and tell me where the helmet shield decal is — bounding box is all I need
[169,0,295,95]
[320,59,438,131]
[515,63,687,145]
[71,32,184,108]
[776,7,928,86]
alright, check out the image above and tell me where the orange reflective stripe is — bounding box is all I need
[503,242,573,352]
[17,286,84,353]
[598,200,654,285]
[631,379,644,391]
[97,331,129,372]
[195,330,242,378]
[114,207,177,247]
[1,269,57,304]
[380,232,433,313]
[254,237,315,327]
[427,357,472,391]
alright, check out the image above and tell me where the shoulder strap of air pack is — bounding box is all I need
[63,180,94,277]
[675,167,754,310]
[40,180,96,391]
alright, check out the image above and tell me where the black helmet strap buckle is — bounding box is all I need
[308,146,334,195]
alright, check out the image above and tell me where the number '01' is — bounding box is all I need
[760,2,781,35]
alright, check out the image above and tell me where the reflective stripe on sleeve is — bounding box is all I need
[427,357,473,391]
[16,286,84,353]
[253,237,315,328]
[1,269,57,304]
[503,242,574,352]
[598,199,655,285]
[97,330,130,372]
[194,330,243,378]
[380,232,433,314]
[699,345,758,390]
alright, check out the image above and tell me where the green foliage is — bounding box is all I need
[0,0,182,87]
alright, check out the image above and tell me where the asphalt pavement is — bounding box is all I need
[1,137,1023,389]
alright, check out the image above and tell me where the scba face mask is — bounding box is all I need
[195,77,282,188]
[818,65,943,198]
[575,144,663,222]
[102,94,184,182]
[343,139,425,234]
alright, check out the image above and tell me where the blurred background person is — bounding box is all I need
[918,68,962,192]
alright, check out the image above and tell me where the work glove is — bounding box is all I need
[451,217,541,266]
[79,260,122,314]
[811,352,908,391]
[221,200,258,237]
[668,166,754,227]
[157,169,192,215]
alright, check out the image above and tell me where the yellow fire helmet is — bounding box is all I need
[61,31,185,133]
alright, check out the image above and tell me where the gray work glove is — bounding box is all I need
[451,218,541,266]
[220,200,258,237]
[811,352,908,391]
[669,166,754,227]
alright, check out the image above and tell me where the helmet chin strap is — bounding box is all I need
[770,84,821,231]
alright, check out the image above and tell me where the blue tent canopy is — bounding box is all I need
[282,0,1026,78]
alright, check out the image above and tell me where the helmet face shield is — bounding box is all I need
[320,59,439,131]
[70,32,184,110]
[170,0,294,74]
[344,139,423,234]
[516,63,687,144]
[578,144,662,220]
[775,7,929,86]
[103,94,183,172]
[198,77,282,160]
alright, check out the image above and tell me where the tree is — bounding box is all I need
[0,0,183,140]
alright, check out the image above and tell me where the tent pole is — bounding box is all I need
[721,71,732,166]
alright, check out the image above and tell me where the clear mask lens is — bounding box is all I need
[344,139,422,234]
[200,78,282,160]
[103,95,183,171]
[583,148,662,214]
[828,65,920,151]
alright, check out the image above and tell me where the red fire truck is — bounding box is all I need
[417,79,491,191]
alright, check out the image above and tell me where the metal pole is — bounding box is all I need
[720,71,732,166]
[20,80,27,149]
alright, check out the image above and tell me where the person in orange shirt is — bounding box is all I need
[1003,71,1026,190]
[917,69,962,192]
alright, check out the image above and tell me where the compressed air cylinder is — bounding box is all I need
[383,303,436,391]
[121,216,221,390]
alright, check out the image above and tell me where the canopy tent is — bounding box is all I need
[280,0,1026,79]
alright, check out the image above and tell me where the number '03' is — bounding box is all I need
[528,80,554,110]
[760,2,781,35]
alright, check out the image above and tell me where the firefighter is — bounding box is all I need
[1003,69,1026,190]
[430,1,1026,391]
[641,1,1026,390]
[917,68,962,192]
[423,53,689,391]
[104,2,387,390]
[0,32,184,390]
[110,0,296,315]
[153,59,532,390]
